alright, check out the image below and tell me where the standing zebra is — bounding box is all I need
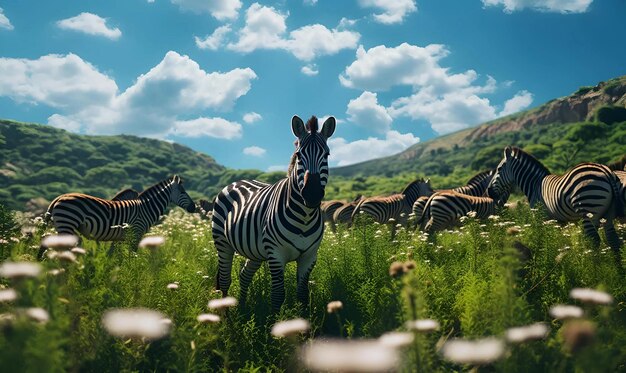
[111,188,139,201]
[42,175,195,257]
[487,146,624,266]
[351,178,434,226]
[418,192,500,232]
[211,115,336,310]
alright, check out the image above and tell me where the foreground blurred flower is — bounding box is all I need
[505,322,549,344]
[379,332,414,348]
[41,235,78,250]
[208,296,238,310]
[26,307,50,324]
[48,251,77,263]
[138,236,165,249]
[549,305,584,320]
[569,288,613,305]
[327,301,343,314]
[0,261,42,279]
[271,318,310,338]
[197,313,220,323]
[71,247,87,255]
[406,319,440,333]
[403,260,417,272]
[389,261,405,278]
[561,320,596,353]
[0,289,17,303]
[441,338,505,365]
[102,308,170,340]
[301,340,399,372]
[167,283,179,290]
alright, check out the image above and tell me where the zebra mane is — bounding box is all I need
[401,178,429,196]
[465,169,494,186]
[286,140,299,176]
[306,116,318,133]
[510,147,551,175]
[138,176,174,198]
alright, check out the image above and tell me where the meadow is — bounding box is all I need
[0,200,624,372]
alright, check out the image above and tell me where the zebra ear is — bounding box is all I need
[172,175,181,184]
[321,116,336,139]
[291,116,306,138]
[504,146,513,159]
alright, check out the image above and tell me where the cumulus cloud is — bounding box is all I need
[267,164,288,172]
[346,91,392,133]
[56,13,122,40]
[482,0,592,13]
[0,8,13,30]
[303,0,318,5]
[301,64,319,76]
[227,3,360,61]
[243,146,266,156]
[499,90,533,116]
[340,42,528,135]
[195,25,231,50]
[243,112,262,123]
[0,52,256,139]
[358,0,417,24]
[329,131,420,166]
[171,0,241,20]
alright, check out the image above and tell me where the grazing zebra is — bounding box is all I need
[111,188,139,201]
[419,191,499,232]
[42,175,195,257]
[197,199,214,220]
[321,199,347,232]
[351,178,434,226]
[487,146,624,266]
[211,115,336,310]
[332,196,364,227]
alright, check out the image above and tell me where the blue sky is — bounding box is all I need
[1,0,625,171]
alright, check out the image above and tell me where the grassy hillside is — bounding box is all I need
[0,120,281,211]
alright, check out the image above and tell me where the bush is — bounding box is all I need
[595,105,626,125]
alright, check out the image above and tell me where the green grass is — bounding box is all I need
[1,203,625,372]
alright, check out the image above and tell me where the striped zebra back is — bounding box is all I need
[420,191,498,232]
[452,169,495,196]
[321,200,346,222]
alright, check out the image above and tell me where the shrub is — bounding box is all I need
[595,105,626,125]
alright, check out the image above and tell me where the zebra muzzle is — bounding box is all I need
[302,172,324,207]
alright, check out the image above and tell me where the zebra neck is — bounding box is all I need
[514,165,547,207]
[139,182,172,225]
[287,172,319,218]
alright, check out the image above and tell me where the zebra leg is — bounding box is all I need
[268,254,287,311]
[239,259,262,305]
[581,218,601,247]
[604,219,624,270]
[296,250,318,307]
[214,241,235,297]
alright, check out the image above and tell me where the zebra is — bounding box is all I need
[486,146,624,267]
[418,191,500,232]
[351,178,434,228]
[211,115,336,310]
[42,175,195,257]
[332,195,364,227]
[197,199,215,220]
[111,188,139,201]
[320,199,347,232]
[411,169,495,229]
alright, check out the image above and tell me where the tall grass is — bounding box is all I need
[0,203,624,372]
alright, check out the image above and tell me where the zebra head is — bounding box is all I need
[169,175,196,213]
[291,115,336,208]
[486,147,518,206]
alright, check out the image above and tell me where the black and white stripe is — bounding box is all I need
[44,175,195,252]
[211,115,336,310]
[419,191,499,232]
[487,146,624,265]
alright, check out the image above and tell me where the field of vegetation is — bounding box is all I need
[0,200,624,372]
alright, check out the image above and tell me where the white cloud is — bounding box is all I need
[329,130,420,166]
[0,8,13,30]
[482,0,592,13]
[301,64,319,76]
[227,3,360,61]
[171,0,242,20]
[0,52,256,140]
[267,164,288,172]
[499,90,533,116]
[243,112,262,123]
[56,13,122,40]
[303,0,318,5]
[346,91,392,133]
[195,25,231,50]
[172,117,242,139]
[358,0,417,24]
[243,146,267,156]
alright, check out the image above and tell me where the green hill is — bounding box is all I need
[0,120,277,211]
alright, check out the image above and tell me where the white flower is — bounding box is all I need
[301,340,399,372]
[0,261,42,279]
[378,332,414,348]
[466,211,477,218]
[505,322,549,343]
[0,289,18,303]
[207,296,238,310]
[102,308,170,340]
[271,318,310,338]
[52,251,77,263]
[41,235,79,249]
[167,283,179,290]
[71,247,87,255]
[197,313,221,323]
[26,307,50,324]
[48,268,66,276]
[441,337,505,365]
[406,319,440,333]
[549,304,584,320]
[138,236,166,249]
[569,288,613,305]
[327,300,343,313]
